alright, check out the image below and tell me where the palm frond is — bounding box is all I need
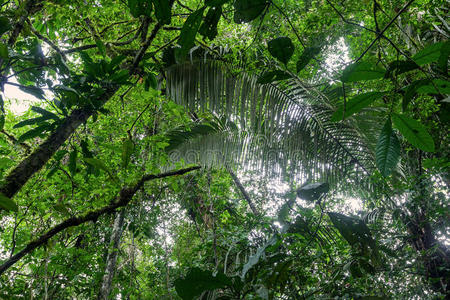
[165,60,377,189]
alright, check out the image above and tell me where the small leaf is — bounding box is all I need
[13,116,55,129]
[17,123,52,143]
[412,42,446,66]
[152,0,173,25]
[0,43,8,59]
[206,0,229,6]
[233,0,267,24]
[0,193,18,212]
[121,139,134,168]
[296,46,321,73]
[341,62,386,83]
[83,157,111,174]
[68,149,77,175]
[257,70,291,84]
[0,115,4,131]
[268,37,294,65]
[19,85,46,100]
[375,119,400,177]
[175,8,205,62]
[31,106,59,120]
[392,113,435,152]
[128,0,152,17]
[331,92,384,121]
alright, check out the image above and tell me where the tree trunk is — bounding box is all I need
[98,209,126,300]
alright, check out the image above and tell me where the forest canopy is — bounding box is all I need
[0,0,449,299]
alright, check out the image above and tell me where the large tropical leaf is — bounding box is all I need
[375,119,400,177]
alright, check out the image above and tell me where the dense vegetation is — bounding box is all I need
[0,0,448,298]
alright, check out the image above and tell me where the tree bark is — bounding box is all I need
[227,167,259,215]
[0,166,200,275]
[0,23,162,201]
[98,210,126,300]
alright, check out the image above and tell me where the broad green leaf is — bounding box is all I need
[199,6,222,40]
[152,0,172,25]
[121,139,134,168]
[296,46,321,73]
[375,119,400,177]
[0,157,13,169]
[174,268,231,300]
[268,37,294,65]
[0,16,11,36]
[17,123,52,143]
[257,70,291,84]
[341,62,386,83]
[175,8,205,62]
[385,60,419,78]
[0,43,8,59]
[0,193,18,212]
[68,149,77,175]
[416,79,450,95]
[392,113,435,152]
[0,114,4,131]
[402,79,430,111]
[331,92,384,121]
[412,42,446,66]
[241,235,277,279]
[233,0,267,24]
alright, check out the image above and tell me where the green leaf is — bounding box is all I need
[121,139,134,168]
[17,123,52,143]
[415,79,450,95]
[341,62,386,83]
[175,8,205,62]
[392,113,435,152]
[402,79,430,111]
[68,149,77,175]
[438,41,450,75]
[31,106,59,120]
[331,92,384,121]
[296,46,321,73]
[233,0,267,24]
[199,6,222,40]
[267,37,294,65]
[0,114,5,131]
[0,43,8,59]
[0,157,13,169]
[385,60,419,78]
[375,119,400,177]
[257,70,291,84]
[18,85,46,100]
[0,193,18,212]
[206,0,229,6]
[0,16,11,36]
[13,116,55,129]
[95,38,106,57]
[174,268,231,300]
[296,182,329,202]
[412,41,446,66]
[83,157,111,174]
[152,0,172,25]
[128,0,152,17]
[144,73,157,90]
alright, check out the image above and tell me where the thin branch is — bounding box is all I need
[227,167,259,215]
[27,20,67,61]
[355,0,415,63]
[0,166,200,275]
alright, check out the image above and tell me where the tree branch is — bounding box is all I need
[227,167,259,215]
[0,166,200,275]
